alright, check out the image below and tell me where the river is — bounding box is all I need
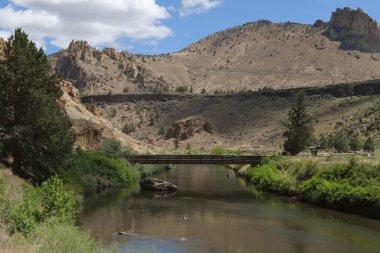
[79,165,380,253]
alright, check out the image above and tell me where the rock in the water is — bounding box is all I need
[140,178,178,191]
[165,164,173,171]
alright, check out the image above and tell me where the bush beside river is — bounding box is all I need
[0,150,162,252]
[242,156,380,219]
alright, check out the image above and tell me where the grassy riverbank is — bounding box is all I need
[0,151,163,253]
[240,156,380,219]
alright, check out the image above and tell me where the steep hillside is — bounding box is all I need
[134,7,380,93]
[58,80,155,153]
[50,7,380,94]
[49,41,167,95]
[87,82,380,153]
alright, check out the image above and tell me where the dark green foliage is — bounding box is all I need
[175,86,188,93]
[189,86,193,93]
[246,158,297,196]
[332,130,349,153]
[319,135,328,149]
[0,29,74,182]
[174,136,180,150]
[201,87,206,94]
[349,132,362,152]
[4,176,76,235]
[158,126,165,136]
[123,87,129,93]
[244,157,380,219]
[101,138,123,156]
[283,92,314,155]
[122,122,136,134]
[364,136,376,153]
[186,143,192,151]
[63,151,139,193]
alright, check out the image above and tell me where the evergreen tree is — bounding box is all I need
[349,132,362,152]
[332,130,349,153]
[0,29,74,182]
[363,136,376,153]
[319,135,328,149]
[283,92,314,155]
[174,136,180,150]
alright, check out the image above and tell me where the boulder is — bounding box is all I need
[139,178,177,191]
[164,117,213,141]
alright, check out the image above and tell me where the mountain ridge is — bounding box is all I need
[47,7,380,95]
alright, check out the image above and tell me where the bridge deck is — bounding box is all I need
[125,155,265,165]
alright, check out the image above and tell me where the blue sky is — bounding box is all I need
[0,0,379,55]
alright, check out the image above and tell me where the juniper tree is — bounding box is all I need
[349,132,362,152]
[283,92,314,155]
[364,136,376,153]
[319,135,328,150]
[0,29,74,182]
[332,130,349,153]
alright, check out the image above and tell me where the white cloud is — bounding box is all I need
[0,0,172,50]
[180,0,222,17]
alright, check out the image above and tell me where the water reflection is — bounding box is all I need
[79,165,380,253]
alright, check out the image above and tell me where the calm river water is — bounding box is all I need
[79,165,380,253]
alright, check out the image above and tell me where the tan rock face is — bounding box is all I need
[165,117,213,141]
[51,40,167,95]
[0,37,5,60]
[326,7,380,52]
[58,80,155,153]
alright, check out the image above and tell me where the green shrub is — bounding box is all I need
[210,146,225,155]
[247,159,297,196]
[158,126,165,136]
[101,138,123,156]
[1,218,107,253]
[243,156,380,218]
[175,86,188,93]
[5,176,76,235]
[64,151,139,193]
[123,122,136,134]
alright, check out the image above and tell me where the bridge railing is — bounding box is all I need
[125,155,265,165]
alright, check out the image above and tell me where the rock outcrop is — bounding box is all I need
[325,7,380,52]
[139,178,177,191]
[58,80,155,153]
[0,37,5,60]
[165,117,213,141]
[50,40,168,95]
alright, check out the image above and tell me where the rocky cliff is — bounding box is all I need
[58,80,155,153]
[164,117,213,141]
[50,41,168,95]
[326,8,380,52]
[0,37,5,60]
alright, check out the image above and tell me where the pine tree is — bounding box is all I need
[0,29,74,182]
[174,136,180,150]
[363,136,376,153]
[332,130,349,153]
[349,132,362,152]
[283,92,314,155]
[319,135,328,149]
